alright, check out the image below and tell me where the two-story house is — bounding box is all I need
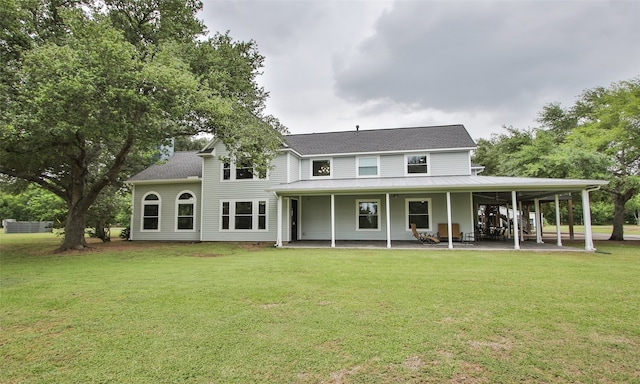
[127,125,608,250]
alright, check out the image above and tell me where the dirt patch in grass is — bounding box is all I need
[403,356,426,371]
[450,361,489,384]
[190,253,224,258]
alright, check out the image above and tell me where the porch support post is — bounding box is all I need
[446,192,453,249]
[582,189,595,251]
[518,201,524,241]
[506,203,511,239]
[534,198,543,244]
[511,191,520,250]
[554,194,562,246]
[385,193,391,248]
[469,192,474,241]
[276,194,283,247]
[330,194,336,248]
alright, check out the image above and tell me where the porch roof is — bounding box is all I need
[268,175,608,199]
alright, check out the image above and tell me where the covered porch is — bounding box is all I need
[269,175,608,252]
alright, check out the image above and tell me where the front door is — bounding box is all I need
[291,199,298,241]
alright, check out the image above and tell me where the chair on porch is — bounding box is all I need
[437,223,463,242]
[410,223,440,244]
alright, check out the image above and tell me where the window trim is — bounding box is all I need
[404,153,430,176]
[174,190,196,232]
[356,156,380,178]
[141,192,161,232]
[405,198,432,232]
[221,160,267,182]
[219,199,269,232]
[310,158,333,179]
[356,199,381,231]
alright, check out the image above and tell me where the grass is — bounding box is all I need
[543,224,640,236]
[1,233,639,383]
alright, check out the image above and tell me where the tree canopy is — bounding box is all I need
[473,78,640,240]
[0,0,287,250]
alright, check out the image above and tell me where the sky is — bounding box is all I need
[199,0,640,141]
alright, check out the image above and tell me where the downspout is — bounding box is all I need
[555,194,562,247]
[446,192,453,249]
[129,183,135,241]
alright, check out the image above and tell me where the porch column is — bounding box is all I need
[330,194,336,248]
[385,193,391,248]
[554,194,562,246]
[505,203,511,239]
[511,191,520,250]
[276,194,283,247]
[519,201,524,241]
[446,192,453,249]
[534,198,543,244]
[468,192,474,241]
[582,189,595,251]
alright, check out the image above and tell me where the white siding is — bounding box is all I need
[299,192,473,241]
[288,153,300,182]
[200,142,288,242]
[131,182,201,241]
[333,157,355,179]
[430,151,471,176]
[380,154,404,178]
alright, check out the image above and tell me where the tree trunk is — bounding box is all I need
[58,207,89,251]
[609,193,627,241]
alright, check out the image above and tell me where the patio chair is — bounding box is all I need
[437,223,463,242]
[410,223,440,244]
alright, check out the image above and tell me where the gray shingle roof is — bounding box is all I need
[127,151,201,182]
[284,125,476,156]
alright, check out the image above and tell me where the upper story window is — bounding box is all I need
[176,191,195,231]
[406,154,429,175]
[357,156,379,177]
[222,161,265,181]
[311,159,332,178]
[142,192,160,231]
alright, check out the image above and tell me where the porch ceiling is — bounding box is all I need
[268,175,608,199]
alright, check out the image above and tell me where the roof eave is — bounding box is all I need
[126,177,202,185]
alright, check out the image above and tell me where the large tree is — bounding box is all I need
[560,79,640,240]
[473,79,639,240]
[0,0,286,251]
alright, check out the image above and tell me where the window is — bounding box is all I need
[176,191,195,231]
[357,157,378,177]
[312,159,331,177]
[220,200,268,231]
[222,202,230,229]
[222,162,231,180]
[406,154,429,175]
[222,161,264,181]
[235,162,254,180]
[142,193,160,231]
[406,198,432,231]
[357,199,380,230]
[258,201,267,230]
[235,201,253,229]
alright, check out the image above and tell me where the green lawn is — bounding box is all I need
[1,233,639,383]
[543,224,640,236]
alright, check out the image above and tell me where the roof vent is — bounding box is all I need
[356,125,359,134]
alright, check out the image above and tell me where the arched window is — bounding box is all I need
[142,193,161,231]
[176,191,196,231]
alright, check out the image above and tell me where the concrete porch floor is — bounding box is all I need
[281,234,604,252]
